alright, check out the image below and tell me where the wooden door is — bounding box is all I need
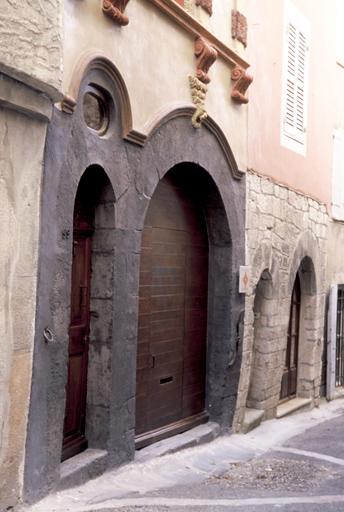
[62,204,93,461]
[280,274,301,401]
[136,174,208,442]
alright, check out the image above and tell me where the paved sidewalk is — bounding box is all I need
[26,398,344,512]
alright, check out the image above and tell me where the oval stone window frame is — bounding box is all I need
[83,85,110,136]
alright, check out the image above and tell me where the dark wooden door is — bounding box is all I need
[280,274,301,401]
[136,174,208,441]
[62,218,93,461]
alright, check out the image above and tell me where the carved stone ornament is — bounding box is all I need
[231,10,248,47]
[194,36,217,84]
[195,0,212,16]
[102,0,130,26]
[60,95,77,114]
[231,65,253,104]
[188,74,208,128]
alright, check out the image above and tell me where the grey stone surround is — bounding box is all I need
[23,65,246,502]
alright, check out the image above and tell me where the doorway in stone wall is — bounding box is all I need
[280,273,301,401]
[247,268,276,414]
[135,167,209,447]
[62,166,115,461]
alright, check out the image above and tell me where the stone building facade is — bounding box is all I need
[232,0,336,432]
[0,0,252,508]
[1,0,342,510]
[234,171,328,430]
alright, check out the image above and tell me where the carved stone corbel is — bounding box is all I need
[188,75,208,128]
[102,0,130,26]
[195,0,212,16]
[60,95,77,114]
[194,36,217,84]
[231,65,253,104]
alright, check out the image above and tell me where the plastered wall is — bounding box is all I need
[0,6,61,506]
[326,0,344,290]
[247,0,336,206]
[63,0,249,171]
[0,80,52,509]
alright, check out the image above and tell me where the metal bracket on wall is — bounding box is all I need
[43,327,55,344]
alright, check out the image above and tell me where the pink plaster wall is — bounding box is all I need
[247,0,337,206]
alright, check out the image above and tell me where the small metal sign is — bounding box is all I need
[239,266,250,294]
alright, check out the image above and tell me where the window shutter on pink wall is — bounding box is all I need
[281,1,310,155]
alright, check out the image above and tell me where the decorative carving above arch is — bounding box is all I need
[194,36,217,84]
[231,65,253,104]
[102,0,130,26]
[195,0,212,16]
[188,75,208,128]
[61,52,244,179]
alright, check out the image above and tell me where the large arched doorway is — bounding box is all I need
[280,273,301,401]
[136,168,209,445]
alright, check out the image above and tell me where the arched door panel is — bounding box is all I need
[62,183,94,461]
[136,174,208,441]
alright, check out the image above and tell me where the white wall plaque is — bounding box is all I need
[239,265,250,294]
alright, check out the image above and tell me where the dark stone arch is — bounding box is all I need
[24,163,116,501]
[24,64,246,502]
[138,162,239,428]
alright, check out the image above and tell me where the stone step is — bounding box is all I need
[242,407,265,434]
[59,448,108,491]
[276,397,312,419]
[135,422,221,463]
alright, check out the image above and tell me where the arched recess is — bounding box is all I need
[247,269,280,415]
[279,230,320,403]
[135,163,234,446]
[284,255,318,400]
[63,165,116,461]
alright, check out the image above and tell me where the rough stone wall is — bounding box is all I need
[234,170,328,431]
[0,0,63,96]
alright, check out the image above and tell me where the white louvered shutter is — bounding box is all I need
[281,1,310,153]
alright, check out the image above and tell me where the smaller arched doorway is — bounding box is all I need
[247,269,276,413]
[62,166,115,461]
[280,273,301,401]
